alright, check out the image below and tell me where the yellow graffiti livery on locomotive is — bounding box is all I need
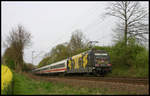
[83,53,88,68]
[72,53,82,69]
[68,59,72,70]
[68,53,88,70]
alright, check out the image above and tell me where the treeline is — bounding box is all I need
[38,30,90,67]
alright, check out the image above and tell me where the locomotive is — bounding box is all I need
[32,49,112,76]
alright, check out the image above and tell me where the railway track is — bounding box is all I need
[39,75,148,85]
[61,76,149,85]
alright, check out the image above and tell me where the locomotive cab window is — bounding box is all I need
[95,53,108,58]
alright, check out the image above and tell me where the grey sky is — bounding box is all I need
[1,1,148,65]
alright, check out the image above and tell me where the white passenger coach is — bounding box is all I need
[32,59,67,74]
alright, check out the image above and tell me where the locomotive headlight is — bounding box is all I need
[107,64,112,66]
[93,67,95,69]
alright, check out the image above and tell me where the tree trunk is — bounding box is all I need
[124,1,128,46]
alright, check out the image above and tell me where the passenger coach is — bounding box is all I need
[32,59,67,75]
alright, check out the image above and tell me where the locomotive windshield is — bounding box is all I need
[95,53,108,59]
[94,53,110,65]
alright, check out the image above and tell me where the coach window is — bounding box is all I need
[57,63,65,68]
[52,66,55,69]
[60,63,65,67]
[43,68,47,70]
[54,65,56,68]
[51,66,54,69]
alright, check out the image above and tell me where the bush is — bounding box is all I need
[134,48,149,77]
[1,65,13,95]
[3,58,15,70]
[107,38,149,77]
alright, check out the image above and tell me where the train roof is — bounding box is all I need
[45,59,67,67]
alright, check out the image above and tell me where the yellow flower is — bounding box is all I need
[1,65,13,91]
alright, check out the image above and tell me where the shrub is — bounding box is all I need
[1,65,13,94]
[2,57,15,70]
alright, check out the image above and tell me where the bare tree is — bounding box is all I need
[3,24,31,72]
[68,30,88,52]
[104,1,148,45]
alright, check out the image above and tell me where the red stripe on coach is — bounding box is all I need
[42,68,66,73]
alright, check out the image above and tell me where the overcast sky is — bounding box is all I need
[1,1,148,66]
